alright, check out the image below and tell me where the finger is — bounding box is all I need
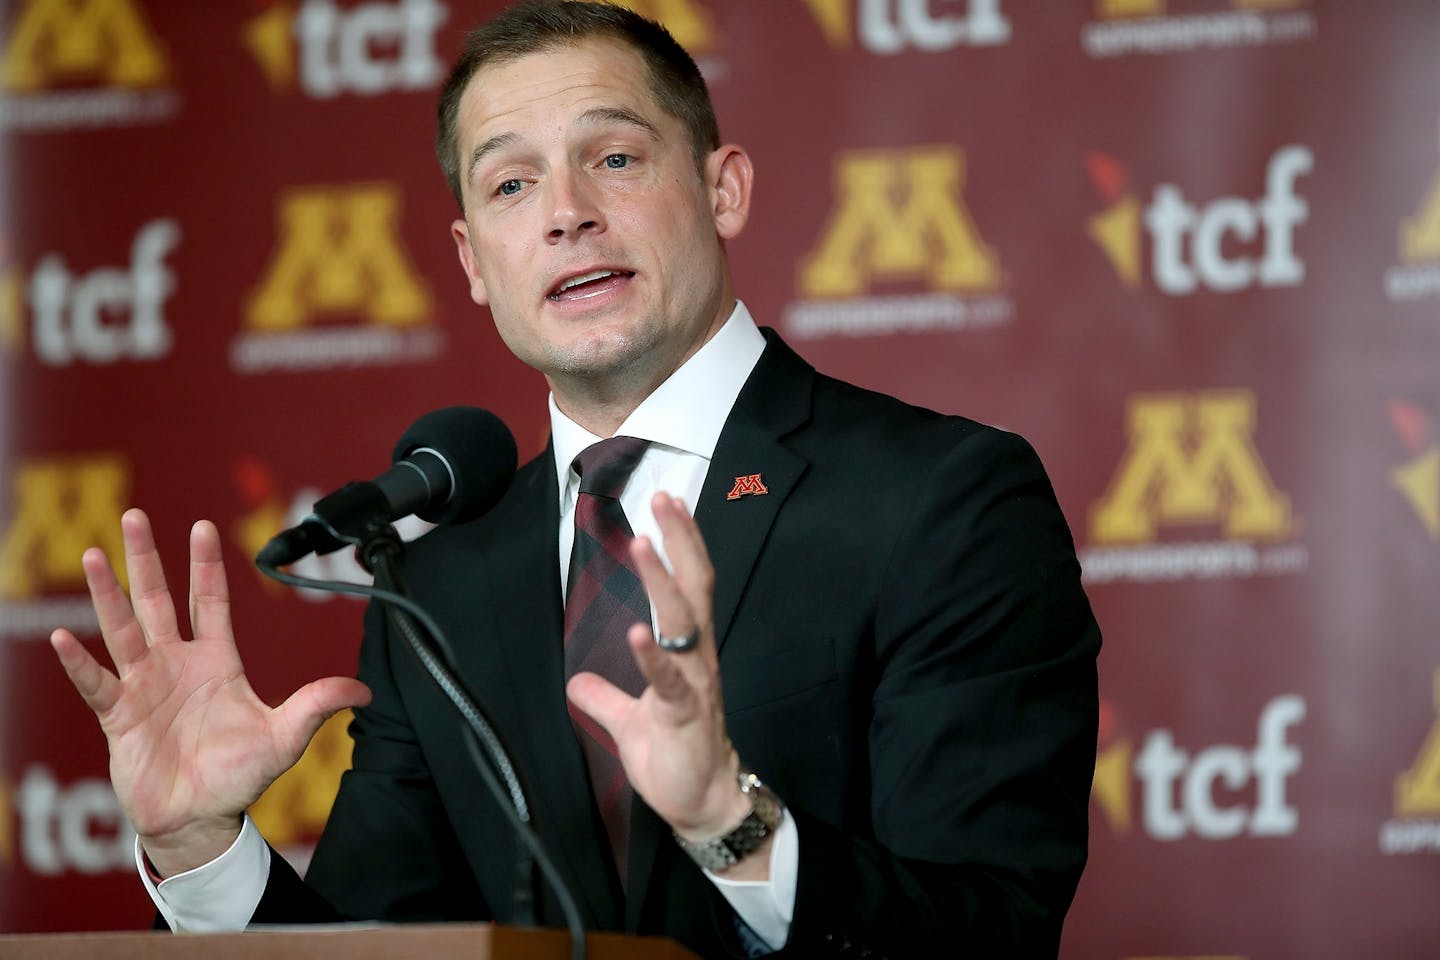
[121,508,181,646]
[632,528,716,671]
[656,495,717,601]
[50,629,122,715]
[650,494,715,622]
[187,520,233,645]
[625,622,700,713]
[270,677,372,762]
[82,545,149,674]
[631,535,699,646]
[565,670,639,738]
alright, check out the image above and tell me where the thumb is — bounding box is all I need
[270,676,372,760]
[566,672,635,742]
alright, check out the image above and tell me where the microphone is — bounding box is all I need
[256,406,517,567]
[253,406,582,943]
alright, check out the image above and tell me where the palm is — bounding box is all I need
[611,653,730,821]
[104,630,276,838]
[50,509,369,870]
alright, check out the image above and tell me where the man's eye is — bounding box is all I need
[604,154,632,169]
[497,179,523,197]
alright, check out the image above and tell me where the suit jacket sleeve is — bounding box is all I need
[775,426,1099,959]
[250,596,492,925]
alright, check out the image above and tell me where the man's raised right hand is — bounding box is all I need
[49,508,372,878]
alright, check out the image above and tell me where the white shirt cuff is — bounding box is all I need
[703,809,797,952]
[137,813,270,932]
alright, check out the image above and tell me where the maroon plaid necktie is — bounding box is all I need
[564,436,651,885]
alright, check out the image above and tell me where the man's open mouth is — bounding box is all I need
[547,270,635,301]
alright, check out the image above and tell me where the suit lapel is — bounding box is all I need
[626,332,814,928]
[466,445,626,930]
[696,332,813,652]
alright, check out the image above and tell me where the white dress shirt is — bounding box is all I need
[141,302,797,950]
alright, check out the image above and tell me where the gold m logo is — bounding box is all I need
[799,147,1002,298]
[1396,670,1440,818]
[246,184,431,331]
[1090,391,1292,544]
[0,455,129,598]
[1401,122,1440,265]
[611,0,715,53]
[0,0,168,92]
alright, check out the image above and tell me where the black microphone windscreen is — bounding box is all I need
[393,406,517,525]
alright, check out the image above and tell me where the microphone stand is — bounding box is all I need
[257,518,587,960]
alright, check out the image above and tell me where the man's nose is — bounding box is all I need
[546,169,604,242]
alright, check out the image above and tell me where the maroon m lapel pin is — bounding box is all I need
[726,474,769,500]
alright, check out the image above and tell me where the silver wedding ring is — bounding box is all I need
[657,628,700,652]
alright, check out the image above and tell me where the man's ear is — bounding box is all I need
[451,219,490,306]
[707,145,753,241]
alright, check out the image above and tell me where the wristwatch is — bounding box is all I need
[674,769,783,871]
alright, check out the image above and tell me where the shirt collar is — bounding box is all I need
[549,300,766,496]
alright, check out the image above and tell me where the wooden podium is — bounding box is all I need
[0,923,700,959]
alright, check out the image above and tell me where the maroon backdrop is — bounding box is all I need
[2,2,1438,957]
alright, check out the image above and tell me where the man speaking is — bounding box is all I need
[49,2,1101,956]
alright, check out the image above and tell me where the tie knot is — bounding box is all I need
[572,436,650,499]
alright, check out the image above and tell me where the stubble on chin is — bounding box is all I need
[541,322,668,391]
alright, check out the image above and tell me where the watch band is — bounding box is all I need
[674,770,783,871]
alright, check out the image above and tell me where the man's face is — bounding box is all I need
[450,38,749,402]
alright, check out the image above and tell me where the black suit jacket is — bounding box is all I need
[253,331,1101,959]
